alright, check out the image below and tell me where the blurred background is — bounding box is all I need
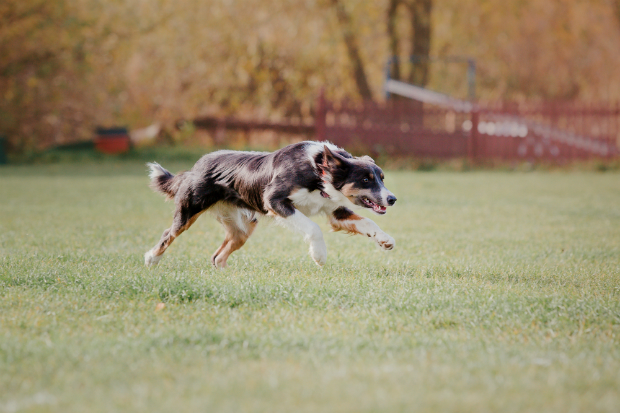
[2,0,620,160]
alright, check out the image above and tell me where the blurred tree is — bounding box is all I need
[330,0,374,99]
[1,0,620,153]
[387,0,433,87]
[0,0,74,151]
[387,0,402,81]
[408,0,432,86]
[433,0,620,101]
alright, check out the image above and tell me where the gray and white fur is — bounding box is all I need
[144,141,397,268]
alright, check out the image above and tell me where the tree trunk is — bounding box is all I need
[407,0,432,87]
[387,0,401,81]
[331,0,373,100]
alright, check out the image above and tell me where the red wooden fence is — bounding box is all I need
[315,95,620,161]
[190,97,619,161]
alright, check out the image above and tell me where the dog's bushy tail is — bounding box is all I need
[147,162,184,199]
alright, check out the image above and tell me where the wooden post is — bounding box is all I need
[612,101,620,156]
[468,108,479,162]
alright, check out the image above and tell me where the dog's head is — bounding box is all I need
[320,145,397,215]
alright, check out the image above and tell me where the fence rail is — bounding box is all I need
[315,95,620,160]
[187,116,314,143]
[189,97,620,161]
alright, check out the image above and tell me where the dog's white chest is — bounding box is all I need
[289,189,331,217]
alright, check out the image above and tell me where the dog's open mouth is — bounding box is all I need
[361,196,387,214]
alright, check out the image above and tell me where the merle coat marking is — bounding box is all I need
[145,141,397,268]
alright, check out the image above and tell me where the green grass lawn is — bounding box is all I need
[1,161,619,412]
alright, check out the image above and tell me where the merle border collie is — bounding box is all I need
[144,141,397,268]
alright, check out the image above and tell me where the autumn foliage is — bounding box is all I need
[1,0,620,152]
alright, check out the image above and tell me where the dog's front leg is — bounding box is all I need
[329,207,395,250]
[274,210,327,266]
[270,206,327,266]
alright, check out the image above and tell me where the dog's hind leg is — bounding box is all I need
[211,210,257,269]
[144,205,203,267]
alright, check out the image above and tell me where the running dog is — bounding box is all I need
[144,141,397,268]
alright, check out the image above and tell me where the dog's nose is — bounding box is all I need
[387,195,397,206]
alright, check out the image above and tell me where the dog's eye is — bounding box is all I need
[363,178,369,183]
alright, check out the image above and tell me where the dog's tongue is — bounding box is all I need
[373,204,386,213]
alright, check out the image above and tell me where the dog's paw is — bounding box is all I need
[212,257,228,270]
[309,240,327,266]
[375,232,395,251]
[144,250,162,267]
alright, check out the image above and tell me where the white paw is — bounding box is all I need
[213,257,228,270]
[375,232,395,251]
[309,240,327,266]
[144,250,162,267]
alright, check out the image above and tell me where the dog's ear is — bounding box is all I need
[323,145,344,169]
[360,155,375,164]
